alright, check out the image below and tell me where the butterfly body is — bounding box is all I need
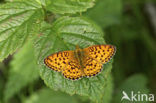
[44,45,116,80]
[74,46,83,67]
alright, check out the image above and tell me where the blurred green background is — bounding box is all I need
[0,0,156,103]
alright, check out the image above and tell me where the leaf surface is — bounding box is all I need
[4,42,39,101]
[24,88,79,103]
[46,0,95,14]
[34,17,113,102]
[0,0,44,61]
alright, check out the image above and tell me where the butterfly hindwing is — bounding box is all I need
[83,56,102,77]
[62,60,84,80]
[44,50,84,80]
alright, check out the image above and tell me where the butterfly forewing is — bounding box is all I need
[44,51,74,72]
[83,45,116,64]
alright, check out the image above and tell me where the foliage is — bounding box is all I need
[0,0,155,103]
[24,88,79,103]
[0,0,116,103]
[0,0,44,61]
[85,0,122,28]
[34,16,112,103]
[46,0,95,14]
[113,74,149,103]
[4,42,39,102]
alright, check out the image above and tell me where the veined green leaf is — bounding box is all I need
[4,42,39,101]
[0,0,44,61]
[24,88,79,103]
[90,75,113,103]
[34,16,113,102]
[46,0,95,14]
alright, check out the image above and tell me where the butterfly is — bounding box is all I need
[44,45,116,80]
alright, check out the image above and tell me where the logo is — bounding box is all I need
[121,91,154,102]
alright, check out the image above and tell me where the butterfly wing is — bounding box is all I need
[83,45,116,64]
[82,45,116,77]
[62,60,84,80]
[83,56,102,77]
[44,51,74,72]
[44,45,116,79]
[44,50,84,80]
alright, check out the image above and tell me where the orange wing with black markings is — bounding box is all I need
[82,45,116,77]
[44,44,116,80]
[83,45,116,64]
[44,51,73,72]
[83,56,103,77]
[44,51,84,80]
[62,60,84,80]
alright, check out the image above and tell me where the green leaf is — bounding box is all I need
[101,75,113,103]
[85,0,122,28]
[0,0,44,62]
[34,16,113,102]
[46,0,95,14]
[90,75,113,103]
[4,42,39,101]
[24,88,79,103]
[113,74,150,103]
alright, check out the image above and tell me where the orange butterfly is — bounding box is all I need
[44,45,116,80]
